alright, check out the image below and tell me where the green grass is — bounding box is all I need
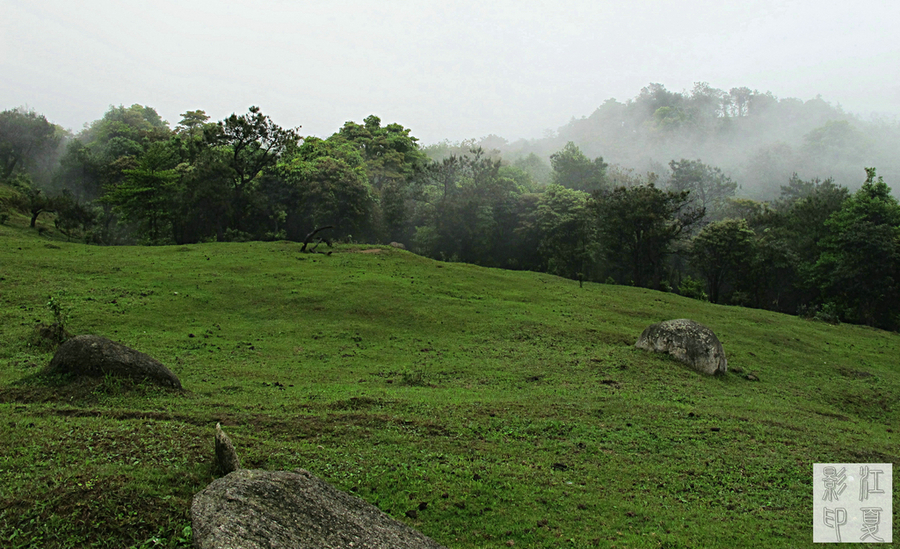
[0,219,897,548]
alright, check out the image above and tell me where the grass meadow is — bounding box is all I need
[0,217,897,548]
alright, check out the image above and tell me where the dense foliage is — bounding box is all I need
[3,84,900,330]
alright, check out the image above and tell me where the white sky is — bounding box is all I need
[2,0,898,143]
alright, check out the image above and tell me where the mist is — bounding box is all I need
[474,83,900,200]
[2,0,899,145]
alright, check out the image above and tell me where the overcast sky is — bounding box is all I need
[2,0,898,143]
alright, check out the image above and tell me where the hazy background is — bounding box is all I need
[2,0,899,143]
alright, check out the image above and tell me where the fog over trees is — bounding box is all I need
[3,82,900,330]
[471,83,899,200]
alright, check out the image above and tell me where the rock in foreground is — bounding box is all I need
[635,319,727,375]
[46,335,182,389]
[192,468,447,549]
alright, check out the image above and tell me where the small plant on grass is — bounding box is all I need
[400,369,428,387]
[28,292,72,349]
[47,293,69,328]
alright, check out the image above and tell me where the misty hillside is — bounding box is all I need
[4,81,900,332]
[465,83,900,199]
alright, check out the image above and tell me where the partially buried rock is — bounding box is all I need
[215,423,241,475]
[192,468,447,549]
[46,335,182,389]
[635,319,727,375]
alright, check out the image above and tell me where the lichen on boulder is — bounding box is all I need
[215,423,241,475]
[192,468,447,549]
[635,319,727,375]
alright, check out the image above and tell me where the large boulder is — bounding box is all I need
[192,468,447,549]
[635,319,727,375]
[46,335,182,389]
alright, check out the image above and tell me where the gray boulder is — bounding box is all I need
[192,468,447,549]
[635,319,727,375]
[46,335,182,389]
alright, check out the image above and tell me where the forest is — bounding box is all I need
[2,82,900,331]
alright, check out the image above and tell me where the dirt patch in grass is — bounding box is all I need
[837,367,873,379]
[23,406,455,440]
[0,375,181,406]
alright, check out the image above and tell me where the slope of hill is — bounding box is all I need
[0,222,897,548]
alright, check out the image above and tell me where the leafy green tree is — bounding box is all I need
[550,142,607,192]
[723,175,850,313]
[174,110,213,163]
[668,159,737,222]
[728,87,753,117]
[591,184,703,289]
[652,106,690,131]
[690,218,756,303]
[55,104,172,202]
[79,104,171,160]
[774,174,849,263]
[53,140,104,201]
[0,108,61,181]
[101,142,181,243]
[332,116,425,241]
[814,168,900,330]
[170,148,233,244]
[270,137,374,241]
[512,153,552,186]
[334,115,422,189]
[204,106,300,234]
[53,189,99,242]
[635,83,685,117]
[411,148,519,265]
[9,174,56,228]
[525,185,595,279]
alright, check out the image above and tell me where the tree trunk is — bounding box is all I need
[300,226,334,252]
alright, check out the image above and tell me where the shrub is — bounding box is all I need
[678,276,708,301]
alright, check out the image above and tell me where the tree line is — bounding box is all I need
[2,102,899,331]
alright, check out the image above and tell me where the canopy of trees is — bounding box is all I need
[3,86,900,331]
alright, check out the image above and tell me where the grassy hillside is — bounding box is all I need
[0,220,897,548]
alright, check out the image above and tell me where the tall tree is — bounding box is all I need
[592,184,703,289]
[0,108,60,181]
[550,142,607,192]
[174,110,213,163]
[332,115,425,241]
[525,185,595,279]
[101,142,181,243]
[205,106,300,234]
[56,104,172,201]
[411,148,519,265]
[271,137,374,241]
[814,168,900,330]
[690,218,756,303]
[668,159,737,222]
